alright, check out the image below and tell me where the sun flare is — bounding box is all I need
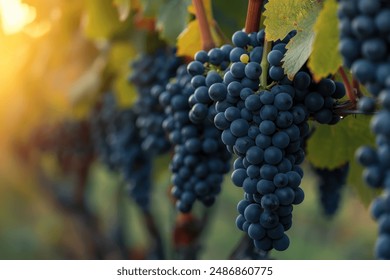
[0,0,36,35]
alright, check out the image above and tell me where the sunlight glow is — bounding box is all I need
[0,0,36,35]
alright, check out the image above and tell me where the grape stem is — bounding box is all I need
[229,235,269,260]
[36,166,115,259]
[142,210,165,259]
[260,39,272,89]
[245,0,263,33]
[192,0,215,51]
[338,67,357,105]
[352,78,363,98]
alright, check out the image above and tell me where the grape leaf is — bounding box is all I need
[283,30,317,80]
[308,0,342,81]
[212,0,247,38]
[156,0,191,44]
[306,115,374,169]
[306,115,378,207]
[139,0,166,17]
[85,0,121,39]
[108,42,138,108]
[177,0,224,59]
[264,0,322,79]
[177,20,201,58]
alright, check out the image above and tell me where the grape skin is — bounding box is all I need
[339,0,390,259]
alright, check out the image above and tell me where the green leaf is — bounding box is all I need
[140,0,166,17]
[85,0,121,39]
[107,42,138,108]
[113,0,131,21]
[283,29,317,80]
[264,0,322,79]
[308,0,342,81]
[306,115,374,169]
[156,0,191,44]
[212,0,247,39]
[264,0,322,41]
[307,115,379,207]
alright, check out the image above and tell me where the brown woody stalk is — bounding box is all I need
[245,0,263,33]
[192,0,215,51]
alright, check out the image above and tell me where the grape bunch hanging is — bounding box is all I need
[338,0,390,259]
[34,0,390,260]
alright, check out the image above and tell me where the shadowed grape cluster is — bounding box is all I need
[90,92,152,211]
[129,48,183,155]
[157,63,231,213]
[339,0,390,259]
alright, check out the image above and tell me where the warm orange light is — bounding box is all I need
[0,0,36,35]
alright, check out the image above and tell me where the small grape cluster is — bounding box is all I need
[129,48,183,155]
[187,29,346,252]
[312,163,349,217]
[339,0,390,259]
[31,119,94,174]
[90,92,152,211]
[158,64,231,213]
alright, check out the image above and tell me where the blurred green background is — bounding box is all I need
[0,154,378,259]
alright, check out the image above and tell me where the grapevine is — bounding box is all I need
[338,0,390,259]
[1,0,389,261]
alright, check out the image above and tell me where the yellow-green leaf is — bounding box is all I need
[308,0,342,81]
[307,115,379,207]
[264,0,322,79]
[177,0,224,58]
[177,20,202,58]
[307,115,374,169]
[176,19,224,59]
[283,29,317,80]
[264,0,321,41]
[107,43,138,108]
[85,0,121,39]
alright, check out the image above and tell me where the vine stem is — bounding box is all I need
[338,67,357,104]
[245,0,263,33]
[352,78,363,98]
[260,39,272,89]
[192,0,215,51]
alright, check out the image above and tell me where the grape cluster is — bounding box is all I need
[90,93,118,170]
[129,48,183,155]
[188,29,346,252]
[370,191,390,259]
[158,64,231,212]
[90,92,152,211]
[31,119,94,174]
[312,163,349,217]
[338,0,390,98]
[339,0,390,259]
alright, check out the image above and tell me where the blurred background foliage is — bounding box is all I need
[0,0,378,259]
